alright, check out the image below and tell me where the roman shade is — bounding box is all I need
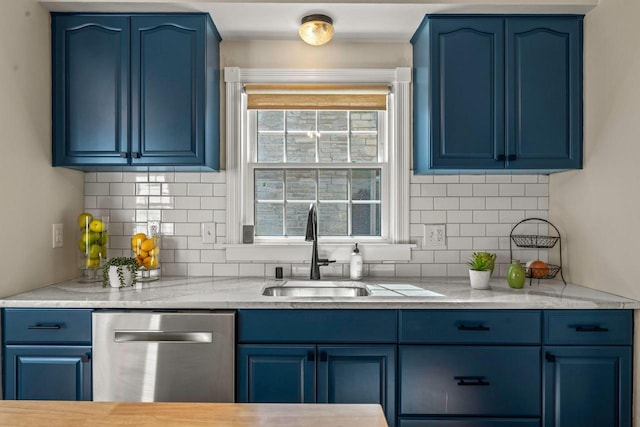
[244,84,389,110]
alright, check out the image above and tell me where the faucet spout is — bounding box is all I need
[305,204,334,280]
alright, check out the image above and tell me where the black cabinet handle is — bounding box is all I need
[319,351,328,362]
[454,376,490,386]
[496,154,506,161]
[120,152,129,158]
[131,152,142,159]
[81,353,91,363]
[508,154,517,161]
[545,352,556,363]
[28,324,62,330]
[307,351,315,362]
[457,324,490,331]
[575,325,609,332]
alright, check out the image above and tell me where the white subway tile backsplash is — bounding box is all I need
[87,172,549,279]
[447,184,473,197]
[499,183,525,197]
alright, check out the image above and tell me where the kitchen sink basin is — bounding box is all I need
[262,281,370,297]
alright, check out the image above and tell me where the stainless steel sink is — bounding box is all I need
[262,281,370,297]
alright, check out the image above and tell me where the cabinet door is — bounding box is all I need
[399,418,540,427]
[131,15,207,166]
[237,345,316,403]
[317,345,396,427]
[52,15,130,168]
[4,345,92,400]
[506,17,582,169]
[543,346,631,427]
[400,345,540,417]
[415,17,504,171]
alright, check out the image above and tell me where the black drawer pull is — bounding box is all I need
[319,351,328,362]
[508,154,517,161]
[454,376,490,386]
[545,352,556,363]
[496,154,506,161]
[457,324,490,331]
[307,351,315,362]
[28,324,62,330]
[575,325,609,332]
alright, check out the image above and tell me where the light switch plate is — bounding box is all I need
[423,224,446,249]
[202,223,215,244]
[52,223,64,248]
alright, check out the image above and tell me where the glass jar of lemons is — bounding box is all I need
[77,213,108,283]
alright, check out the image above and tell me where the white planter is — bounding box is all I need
[469,269,491,290]
[108,266,134,288]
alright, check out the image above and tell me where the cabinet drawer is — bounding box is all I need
[399,346,540,416]
[399,310,541,344]
[3,309,92,344]
[543,310,632,345]
[238,310,397,343]
[399,418,540,427]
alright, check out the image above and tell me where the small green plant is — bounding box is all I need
[102,257,139,288]
[467,252,495,271]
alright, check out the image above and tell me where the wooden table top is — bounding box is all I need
[0,401,388,427]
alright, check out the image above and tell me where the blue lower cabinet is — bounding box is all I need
[399,418,540,427]
[237,344,396,426]
[400,345,540,417]
[543,346,631,427]
[317,345,396,427]
[4,345,92,400]
[236,345,316,403]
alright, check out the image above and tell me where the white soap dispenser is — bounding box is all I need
[350,243,363,280]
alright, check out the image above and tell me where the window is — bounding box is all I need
[224,68,412,261]
[249,109,386,239]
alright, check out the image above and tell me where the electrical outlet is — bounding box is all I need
[202,223,216,244]
[423,224,446,249]
[52,223,64,248]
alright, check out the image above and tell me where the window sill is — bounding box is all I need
[224,243,415,262]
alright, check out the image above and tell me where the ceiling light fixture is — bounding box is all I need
[298,14,334,46]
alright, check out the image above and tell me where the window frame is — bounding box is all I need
[247,109,388,242]
[224,67,412,262]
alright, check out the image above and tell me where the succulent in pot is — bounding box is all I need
[467,252,495,290]
[102,257,139,289]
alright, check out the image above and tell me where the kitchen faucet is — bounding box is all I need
[305,203,335,280]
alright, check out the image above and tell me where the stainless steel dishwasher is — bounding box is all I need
[92,310,235,402]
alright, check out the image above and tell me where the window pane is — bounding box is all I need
[286,170,316,200]
[255,170,283,200]
[286,111,316,131]
[286,203,310,236]
[351,134,378,162]
[318,111,348,131]
[257,135,284,162]
[319,134,348,162]
[352,203,381,236]
[319,204,348,236]
[258,111,284,131]
[350,111,378,132]
[255,203,283,236]
[319,170,348,200]
[352,169,381,200]
[286,134,316,162]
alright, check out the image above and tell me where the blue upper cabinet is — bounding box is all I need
[52,14,221,171]
[412,15,583,173]
[52,15,130,168]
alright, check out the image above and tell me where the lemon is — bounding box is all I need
[149,247,160,256]
[135,256,145,266]
[85,257,100,269]
[99,231,108,245]
[89,219,105,232]
[81,231,100,246]
[140,239,156,252]
[143,256,158,269]
[78,240,86,252]
[77,213,93,229]
[100,245,108,259]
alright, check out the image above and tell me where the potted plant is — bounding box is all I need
[102,257,139,289]
[467,252,495,290]
[475,251,497,277]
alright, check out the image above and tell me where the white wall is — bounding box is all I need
[0,0,84,298]
[550,0,640,300]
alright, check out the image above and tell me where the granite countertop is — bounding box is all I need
[1,276,638,309]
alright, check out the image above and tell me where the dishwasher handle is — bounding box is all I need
[114,330,213,343]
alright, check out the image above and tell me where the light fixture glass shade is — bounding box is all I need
[299,14,334,46]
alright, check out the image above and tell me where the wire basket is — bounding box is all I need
[522,262,561,280]
[511,234,559,248]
